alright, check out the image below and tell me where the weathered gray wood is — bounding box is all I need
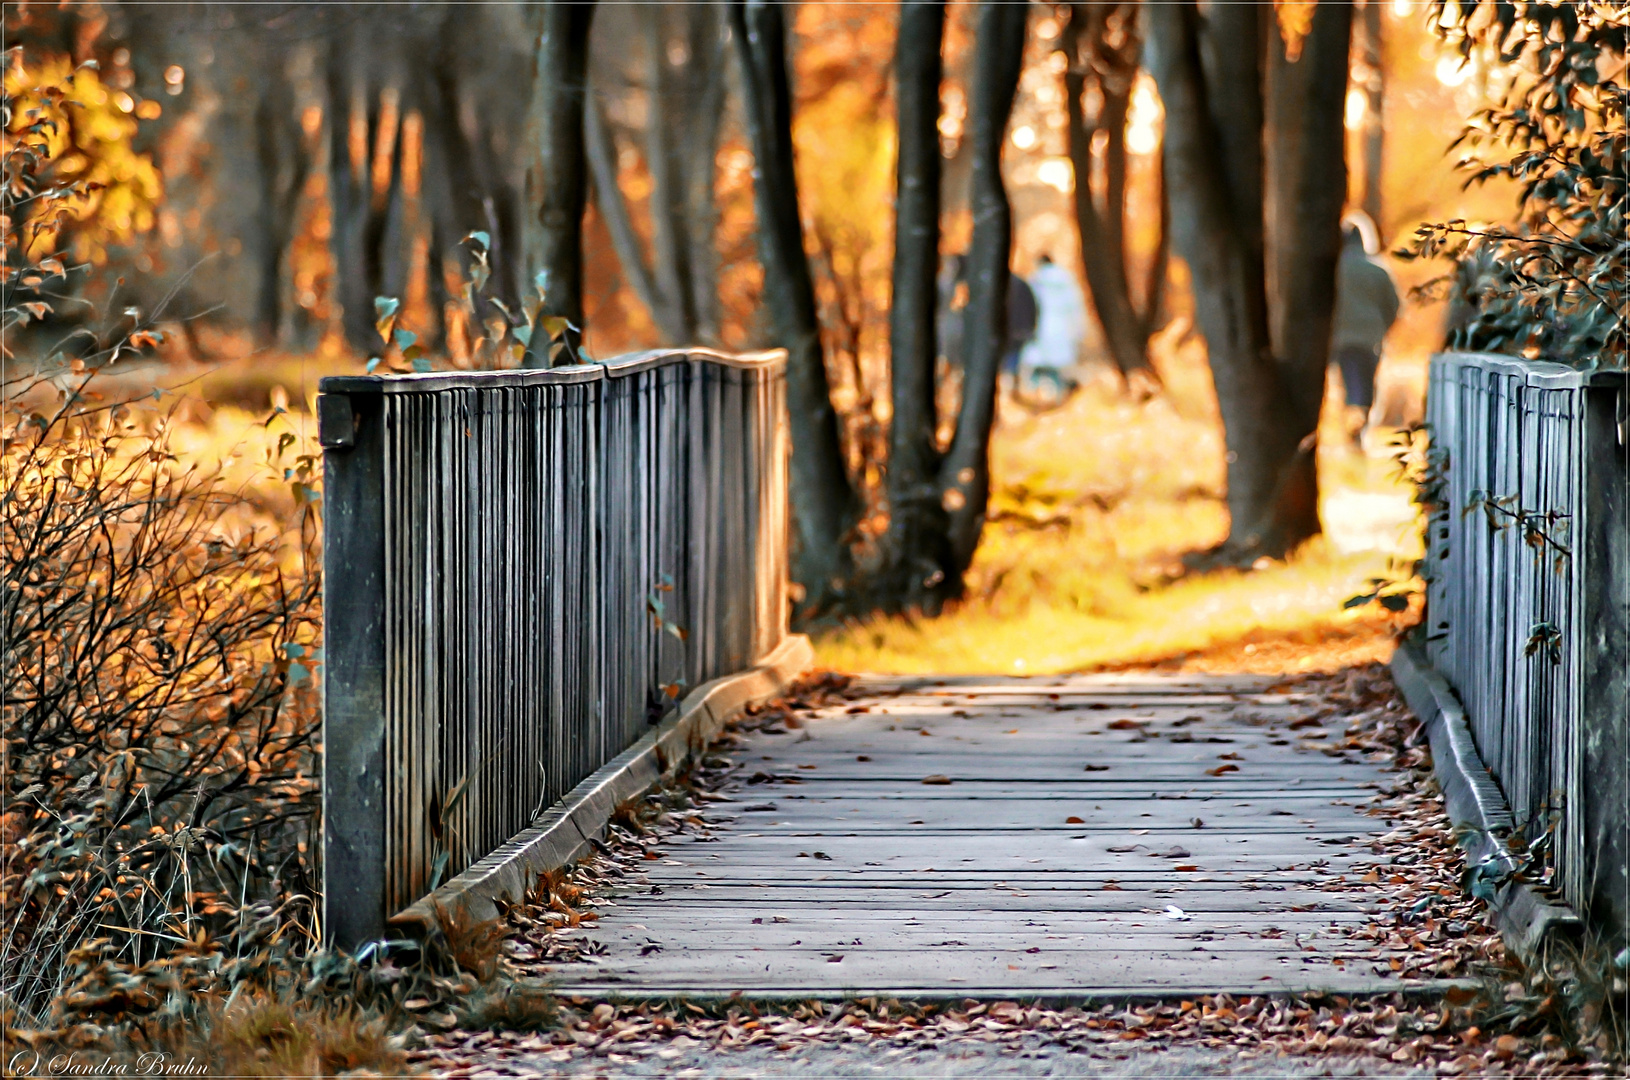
[318,350,793,948]
[549,677,1434,998]
[320,390,389,948]
[1579,381,1628,941]
[1421,353,1628,946]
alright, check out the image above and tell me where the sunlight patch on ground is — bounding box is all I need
[816,340,1422,676]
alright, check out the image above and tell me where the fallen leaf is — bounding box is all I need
[1107,844,1143,853]
[1065,816,1085,824]
[1107,719,1144,730]
[1217,752,1243,761]
[1206,764,1239,776]
[1163,905,1191,920]
[856,755,871,761]
[826,954,844,963]
[1083,764,1110,772]
[922,774,952,785]
[1174,864,1199,871]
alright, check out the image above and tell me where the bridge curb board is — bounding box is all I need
[1390,640,1583,962]
[389,634,815,934]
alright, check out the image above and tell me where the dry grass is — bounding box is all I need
[6,994,414,1078]
[815,333,1423,675]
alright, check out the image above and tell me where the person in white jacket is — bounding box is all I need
[1019,255,1087,397]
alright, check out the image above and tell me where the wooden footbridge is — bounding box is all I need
[316,348,1626,997]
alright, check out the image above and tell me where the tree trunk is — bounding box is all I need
[1261,0,1353,546]
[1059,2,1155,378]
[524,0,596,361]
[680,6,727,344]
[885,0,951,607]
[729,0,857,615]
[584,93,666,333]
[1145,0,1347,561]
[1358,0,1385,229]
[937,0,1028,583]
[1144,0,1293,560]
[643,10,698,343]
[586,4,726,348]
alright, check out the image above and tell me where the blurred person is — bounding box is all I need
[1018,254,1088,402]
[1001,269,1039,384]
[1331,220,1399,447]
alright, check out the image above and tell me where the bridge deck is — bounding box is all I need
[553,674,1458,999]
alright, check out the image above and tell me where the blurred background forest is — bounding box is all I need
[3,0,1535,646]
[4,0,1544,667]
[3,1,1522,375]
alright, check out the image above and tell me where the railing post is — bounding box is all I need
[318,388,389,949]
[1580,379,1629,939]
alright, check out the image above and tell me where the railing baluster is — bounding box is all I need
[320,352,788,946]
[1421,352,1628,937]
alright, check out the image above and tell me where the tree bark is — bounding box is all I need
[644,10,698,344]
[586,4,726,347]
[1145,0,1348,561]
[885,0,951,607]
[1145,0,1293,559]
[680,6,727,344]
[729,0,857,614]
[1261,0,1353,546]
[584,93,668,333]
[524,0,596,361]
[937,0,1028,583]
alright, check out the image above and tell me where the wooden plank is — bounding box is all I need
[550,676,1421,998]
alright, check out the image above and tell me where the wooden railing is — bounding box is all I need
[1421,352,1627,938]
[317,350,788,947]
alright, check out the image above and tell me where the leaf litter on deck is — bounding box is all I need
[412,669,1615,1078]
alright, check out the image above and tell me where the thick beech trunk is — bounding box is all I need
[729,0,857,614]
[937,0,1028,582]
[1262,0,1353,547]
[884,0,952,606]
[1145,0,1293,559]
[1145,0,1349,561]
[524,0,596,360]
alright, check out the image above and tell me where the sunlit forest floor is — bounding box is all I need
[815,334,1423,676]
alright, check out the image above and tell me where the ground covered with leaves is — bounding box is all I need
[406,669,1621,1079]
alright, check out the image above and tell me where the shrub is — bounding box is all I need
[1408,1,1627,368]
[1,47,321,1028]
